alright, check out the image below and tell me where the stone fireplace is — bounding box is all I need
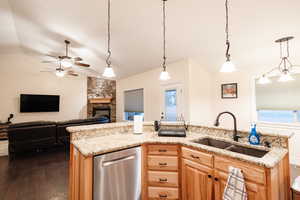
[87,77,116,122]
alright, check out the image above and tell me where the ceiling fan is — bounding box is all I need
[41,60,79,77]
[42,40,90,68]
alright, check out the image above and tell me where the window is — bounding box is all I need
[255,74,300,124]
[124,89,144,121]
[165,89,177,121]
[257,110,300,123]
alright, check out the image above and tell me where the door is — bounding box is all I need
[181,158,213,200]
[214,170,267,200]
[162,84,184,121]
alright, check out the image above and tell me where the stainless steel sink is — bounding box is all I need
[193,138,269,158]
[193,138,232,149]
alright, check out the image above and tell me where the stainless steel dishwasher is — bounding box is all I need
[93,146,141,200]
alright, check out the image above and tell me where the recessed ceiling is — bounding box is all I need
[1,0,300,78]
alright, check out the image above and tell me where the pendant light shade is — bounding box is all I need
[220,0,236,73]
[103,66,115,78]
[159,0,171,81]
[160,70,170,81]
[258,75,271,84]
[103,0,116,78]
[278,71,294,82]
[220,61,236,73]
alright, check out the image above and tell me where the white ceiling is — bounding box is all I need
[1,0,300,78]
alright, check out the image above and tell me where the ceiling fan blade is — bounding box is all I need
[73,57,83,61]
[68,73,79,77]
[75,62,90,67]
[45,54,58,58]
[42,60,57,63]
[67,71,79,76]
[40,70,54,73]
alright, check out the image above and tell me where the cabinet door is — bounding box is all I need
[181,158,213,200]
[214,170,267,200]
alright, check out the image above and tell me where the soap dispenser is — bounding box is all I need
[249,124,260,145]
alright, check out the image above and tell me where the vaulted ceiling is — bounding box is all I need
[1,0,300,78]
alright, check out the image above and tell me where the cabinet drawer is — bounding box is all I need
[148,156,178,171]
[148,145,178,156]
[148,171,178,187]
[181,147,213,167]
[214,156,266,185]
[148,186,179,200]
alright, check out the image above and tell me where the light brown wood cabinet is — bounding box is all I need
[69,144,93,200]
[69,143,290,200]
[181,158,213,200]
[142,144,181,200]
[142,144,290,200]
[180,146,290,200]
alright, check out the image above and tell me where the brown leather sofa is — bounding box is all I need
[8,117,109,158]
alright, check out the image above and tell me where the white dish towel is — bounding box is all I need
[223,166,248,200]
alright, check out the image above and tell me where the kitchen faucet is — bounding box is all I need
[214,111,240,142]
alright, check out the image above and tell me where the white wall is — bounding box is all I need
[116,59,214,125]
[0,53,87,123]
[211,71,254,131]
[116,59,190,122]
[188,59,214,125]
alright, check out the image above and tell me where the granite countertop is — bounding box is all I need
[71,131,288,168]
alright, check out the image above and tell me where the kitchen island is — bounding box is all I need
[67,122,293,200]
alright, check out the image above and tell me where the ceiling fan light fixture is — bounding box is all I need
[56,69,65,77]
[61,59,73,68]
[258,75,271,84]
[103,66,116,78]
[278,71,294,82]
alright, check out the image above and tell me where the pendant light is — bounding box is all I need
[220,0,236,73]
[258,74,271,84]
[258,36,299,84]
[102,0,116,78]
[159,0,170,81]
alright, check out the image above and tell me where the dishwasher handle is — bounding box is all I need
[102,155,136,167]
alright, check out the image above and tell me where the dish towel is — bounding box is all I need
[223,166,248,200]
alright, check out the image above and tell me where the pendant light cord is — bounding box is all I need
[225,0,231,61]
[162,0,167,71]
[106,0,112,67]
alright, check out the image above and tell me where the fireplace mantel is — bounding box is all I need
[88,97,112,104]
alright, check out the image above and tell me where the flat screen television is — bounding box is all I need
[20,94,60,112]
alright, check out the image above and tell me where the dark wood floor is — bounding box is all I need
[0,150,69,200]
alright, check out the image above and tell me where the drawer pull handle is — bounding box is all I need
[158,149,167,152]
[159,194,168,198]
[159,162,168,166]
[208,174,212,178]
[159,178,168,182]
[214,177,219,181]
[191,154,200,159]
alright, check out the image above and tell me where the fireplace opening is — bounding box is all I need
[92,106,111,123]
